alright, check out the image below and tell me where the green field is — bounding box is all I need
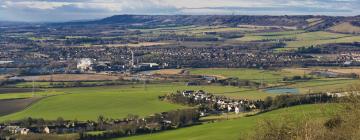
[286,35,360,48]
[114,104,337,140]
[0,83,273,121]
[189,68,296,84]
[288,78,360,94]
[235,31,360,50]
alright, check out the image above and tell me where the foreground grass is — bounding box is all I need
[0,83,271,121]
[114,104,337,140]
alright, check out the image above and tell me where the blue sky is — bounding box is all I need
[0,0,359,22]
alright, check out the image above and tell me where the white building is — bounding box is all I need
[77,58,93,71]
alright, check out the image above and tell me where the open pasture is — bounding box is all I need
[189,68,297,83]
[237,31,349,42]
[234,30,360,49]
[0,83,273,122]
[287,78,360,94]
[286,35,360,48]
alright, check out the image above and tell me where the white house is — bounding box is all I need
[44,126,50,134]
[235,106,240,114]
[77,58,93,71]
[20,128,30,135]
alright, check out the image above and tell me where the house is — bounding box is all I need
[20,128,30,135]
[182,90,194,96]
[4,126,20,134]
[235,106,240,114]
[77,58,94,72]
[44,126,50,134]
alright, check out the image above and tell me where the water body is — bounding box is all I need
[264,88,299,94]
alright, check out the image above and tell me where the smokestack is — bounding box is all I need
[131,50,135,67]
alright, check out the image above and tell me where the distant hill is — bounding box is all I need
[56,15,360,32]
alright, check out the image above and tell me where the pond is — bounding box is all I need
[264,88,299,94]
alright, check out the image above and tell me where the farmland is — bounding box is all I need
[233,30,360,50]
[0,97,42,116]
[189,68,298,83]
[0,83,273,122]
[114,104,338,140]
[287,78,360,94]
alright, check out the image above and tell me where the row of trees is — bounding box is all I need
[0,109,200,140]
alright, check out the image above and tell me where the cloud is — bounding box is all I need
[0,0,359,22]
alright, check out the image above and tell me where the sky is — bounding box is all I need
[0,0,359,22]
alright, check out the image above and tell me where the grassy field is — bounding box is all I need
[286,35,360,48]
[114,104,337,140]
[234,30,360,50]
[288,78,360,94]
[189,68,297,83]
[237,31,349,42]
[188,68,360,94]
[0,83,273,122]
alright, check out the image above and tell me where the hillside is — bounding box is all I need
[58,15,360,32]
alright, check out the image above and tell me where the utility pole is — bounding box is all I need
[32,79,35,97]
[32,53,35,97]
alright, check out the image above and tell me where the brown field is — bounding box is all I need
[18,74,121,82]
[0,75,9,81]
[153,69,184,75]
[281,68,313,75]
[325,67,360,75]
[0,97,42,116]
[329,22,360,34]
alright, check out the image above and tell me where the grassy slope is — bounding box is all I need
[0,83,272,121]
[114,104,337,140]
